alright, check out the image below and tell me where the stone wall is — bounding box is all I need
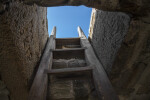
[89,9,130,73]
[23,0,150,17]
[89,8,150,100]
[0,80,9,100]
[0,1,48,100]
[110,17,150,100]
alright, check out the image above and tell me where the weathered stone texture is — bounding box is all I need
[110,18,150,100]
[89,8,150,100]
[48,59,98,100]
[89,9,130,73]
[0,0,10,14]
[0,1,48,100]
[24,0,150,16]
[52,59,86,69]
[0,80,9,100]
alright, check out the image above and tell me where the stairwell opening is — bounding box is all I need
[47,6,92,38]
[46,6,100,100]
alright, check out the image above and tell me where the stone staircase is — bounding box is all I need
[28,26,119,100]
[47,37,98,100]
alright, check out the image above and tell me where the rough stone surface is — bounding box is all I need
[0,1,48,100]
[49,78,74,100]
[48,77,98,100]
[0,0,10,14]
[110,18,150,100]
[48,58,98,100]
[24,0,150,16]
[0,80,9,100]
[89,9,130,73]
[52,59,87,69]
[89,8,150,100]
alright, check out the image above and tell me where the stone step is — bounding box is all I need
[52,59,86,69]
[48,77,74,100]
[53,48,85,59]
[47,76,99,100]
[55,38,81,49]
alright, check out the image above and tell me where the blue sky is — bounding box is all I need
[47,6,92,38]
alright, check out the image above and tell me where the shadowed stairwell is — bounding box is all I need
[28,26,119,100]
[0,0,150,100]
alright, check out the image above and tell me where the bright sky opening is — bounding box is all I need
[47,6,92,38]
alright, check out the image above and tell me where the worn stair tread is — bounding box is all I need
[52,59,87,69]
[53,48,85,51]
[45,66,93,75]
